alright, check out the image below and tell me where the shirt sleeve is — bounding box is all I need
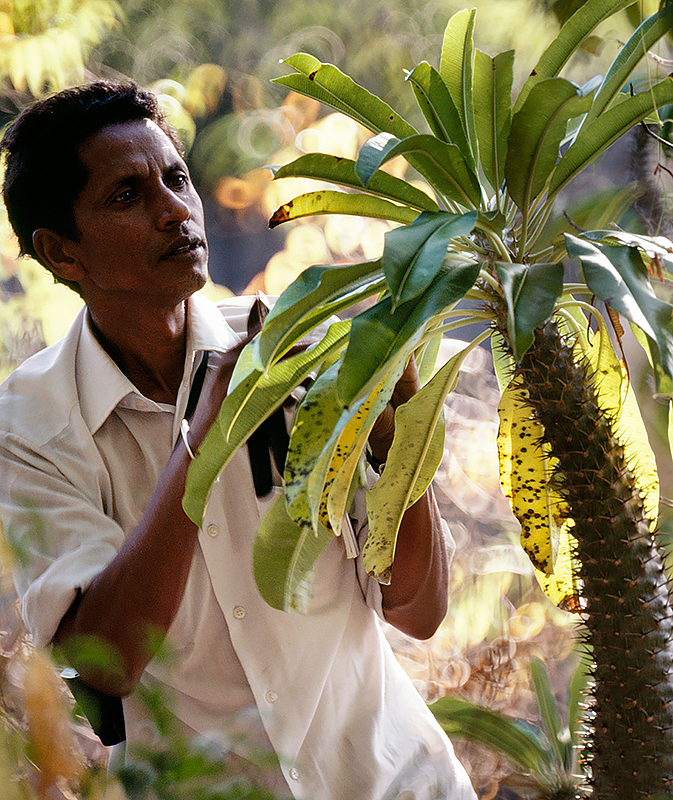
[0,431,125,647]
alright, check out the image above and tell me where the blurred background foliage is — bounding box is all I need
[0,1,671,798]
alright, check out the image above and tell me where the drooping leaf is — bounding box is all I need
[269,189,419,228]
[253,493,333,611]
[562,303,660,527]
[274,53,417,138]
[495,262,564,361]
[254,260,382,369]
[473,48,514,195]
[183,323,349,526]
[430,696,557,776]
[405,61,473,161]
[533,525,581,613]
[284,361,345,529]
[272,153,439,212]
[363,337,487,580]
[565,234,673,397]
[581,7,673,128]
[336,260,482,406]
[382,210,478,308]
[439,8,478,162]
[322,370,402,534]
[497,377,568,574]
[355,132,481,208]
[513,0,637,112]
[549,77,673,198]
[506,78,592,212]
[582,229,673,277]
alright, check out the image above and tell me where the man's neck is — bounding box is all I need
[88,301,188,404]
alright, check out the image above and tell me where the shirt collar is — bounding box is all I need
[76,292,241,435]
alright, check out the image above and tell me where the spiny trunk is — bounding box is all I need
[512,320,673,799]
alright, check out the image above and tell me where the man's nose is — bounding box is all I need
[156,186,191,229]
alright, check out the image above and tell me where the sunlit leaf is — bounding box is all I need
[514,0,637,112]
[533,525,581,612]
[382,210,477,308]
[273,153,439,212]
[254,261,381,369]
[336,260,481,406]
[363,338,486,580]
[495,262,564,361]
[506,78,592,212]
[183,324,349,526]
[497,377,567,574]
[581,7,673,128]
[269,190,419,228]
[284,361,345,529]
[406,61,472,161]
[530,657,572,770]
[565,234,673,398]
[274,53,418,138]
[473,48,514,195]
[439,8,478,162]
[550,77,673,199]
[355,132,481,208]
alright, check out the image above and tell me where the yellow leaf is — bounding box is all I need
[534,525,581,613]
[497,377,567,574]
[570,312,660,528]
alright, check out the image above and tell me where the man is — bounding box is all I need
[0,81,476,799]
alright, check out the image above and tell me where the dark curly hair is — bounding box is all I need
[0,81,182,294]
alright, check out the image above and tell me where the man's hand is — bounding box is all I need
[368,356,421,463]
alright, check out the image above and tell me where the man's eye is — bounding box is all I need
[170,173,188,189]
[113,188,137,203]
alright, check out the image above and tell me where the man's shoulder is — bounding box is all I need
[0,310,83,444]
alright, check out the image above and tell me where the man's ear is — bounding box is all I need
[32,228,86,284]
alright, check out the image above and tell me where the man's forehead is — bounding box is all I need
[77,119,184,183]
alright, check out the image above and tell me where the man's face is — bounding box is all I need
[67,118,208,306]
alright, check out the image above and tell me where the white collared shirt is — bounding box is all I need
[0,292,476,800]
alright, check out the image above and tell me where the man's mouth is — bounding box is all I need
[163,237,204,258]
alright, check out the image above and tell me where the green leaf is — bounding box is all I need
[355,133,481,208]
[430,696,556,776]
[182,324,349,526]
[473,49,514,195]
[549,77,673,198]
[268,189,419,228]
[363,337,487,580]
[382,211,477,308]
[495,262,564,361]
[565,234,673,396]
[284,361,345,529]
[583,228,673,277]
[530,656,569,770]
[336,260,482,406]
[440,8,478,162]
[254,260,383,369]
[253,493,333,611]
[406,61,473,163]
[274,53,418,138]
[506,78,592,212]
[273,153,439,212]
[581,6,673,128]
[513,0,637,113]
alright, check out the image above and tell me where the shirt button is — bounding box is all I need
[289,768,299,781]
[206,523,219,538]
[265,690,278,704]
[233,606,246,619]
